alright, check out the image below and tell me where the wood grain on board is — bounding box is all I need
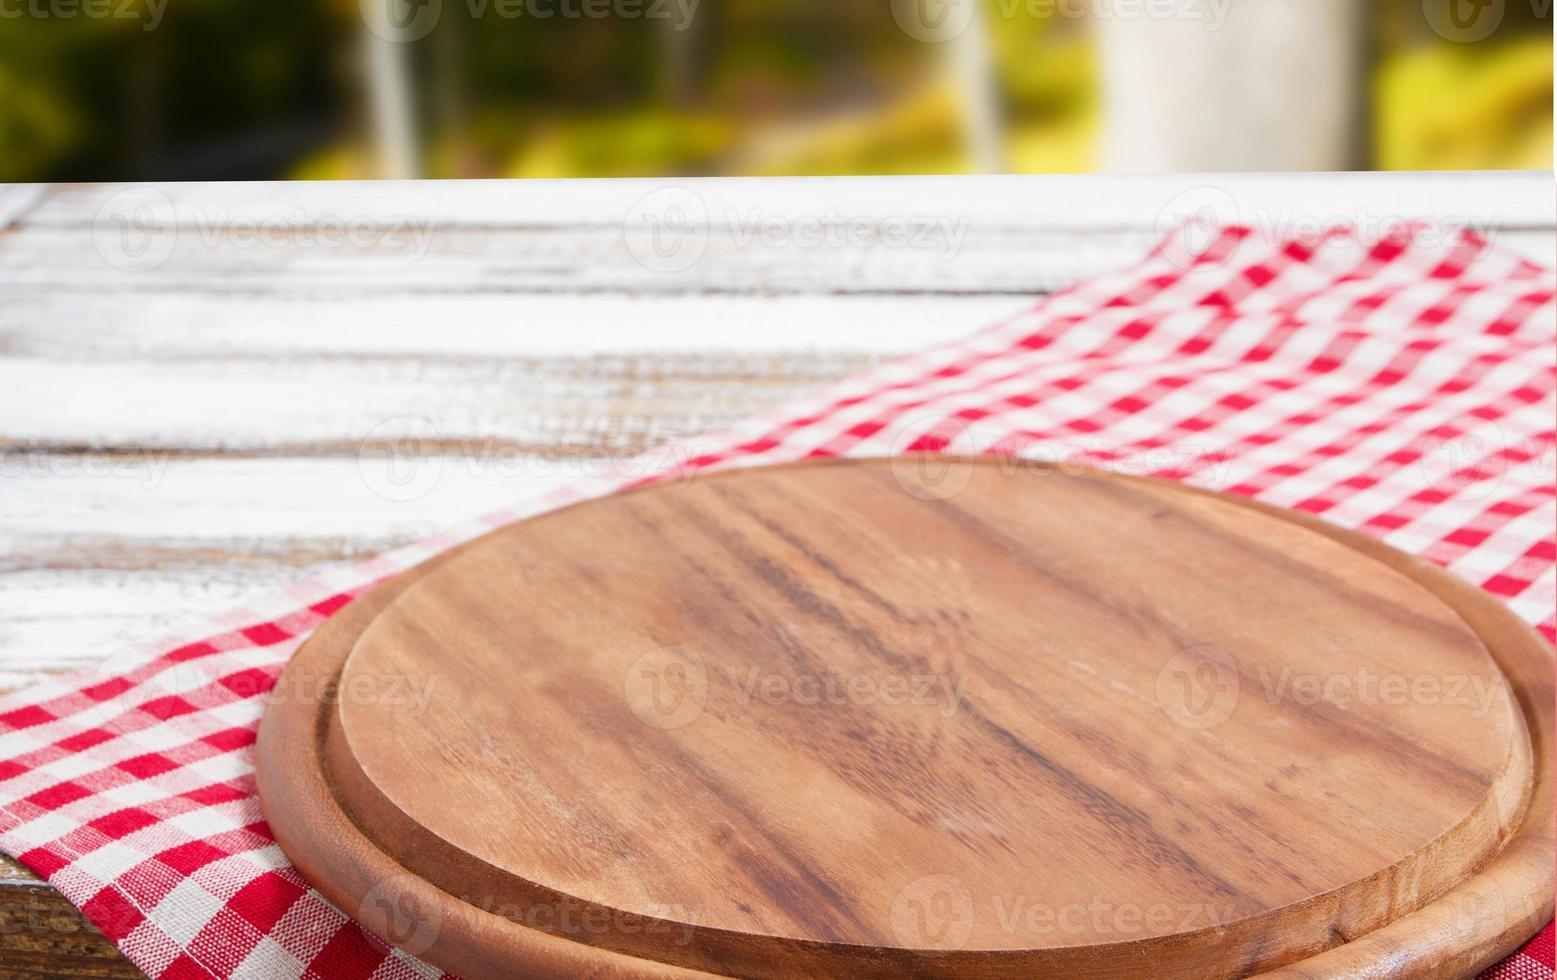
[257,459,1552,979]
[2,174,1552,976]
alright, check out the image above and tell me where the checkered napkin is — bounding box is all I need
[0,222,1551,980]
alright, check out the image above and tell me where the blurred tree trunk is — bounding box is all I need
[662,12,704,108]
[433,12,474,176]
[951,0,1006,173]
[1096,0,1369,171]
[362,0,422,179]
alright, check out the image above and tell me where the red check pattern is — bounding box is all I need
[0,222,1550,979]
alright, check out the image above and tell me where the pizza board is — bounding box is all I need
[256,457,1554,979]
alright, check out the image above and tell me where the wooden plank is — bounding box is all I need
[24,172,1554,228]
[4,224,1550,298]
[0,224,1142,297]
[0,350,886,451]
[7,174,1548,298]
[0,185,47,230]
[0,455,492,684]
[0,884,146,979]
[0,293,1022,360]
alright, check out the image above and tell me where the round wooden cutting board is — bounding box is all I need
[256,457,1554,979]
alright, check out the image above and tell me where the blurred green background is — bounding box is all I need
[0,0,1549,182]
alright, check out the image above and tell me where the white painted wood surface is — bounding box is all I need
[0,173,1551,689]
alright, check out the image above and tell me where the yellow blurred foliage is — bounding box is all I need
[1376,35,1553,170]
[290,144,377,181]
[732,83,968,176]
[0,64,79,182]
[509,111,733,178]
[1006,113,1097,174]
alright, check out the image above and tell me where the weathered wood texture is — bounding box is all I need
[0,881,145,979]
[0,173,1552,978]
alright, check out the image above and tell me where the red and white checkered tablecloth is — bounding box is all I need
[0,222,1550,979]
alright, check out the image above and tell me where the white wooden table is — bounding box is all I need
[0,171,1551,975]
